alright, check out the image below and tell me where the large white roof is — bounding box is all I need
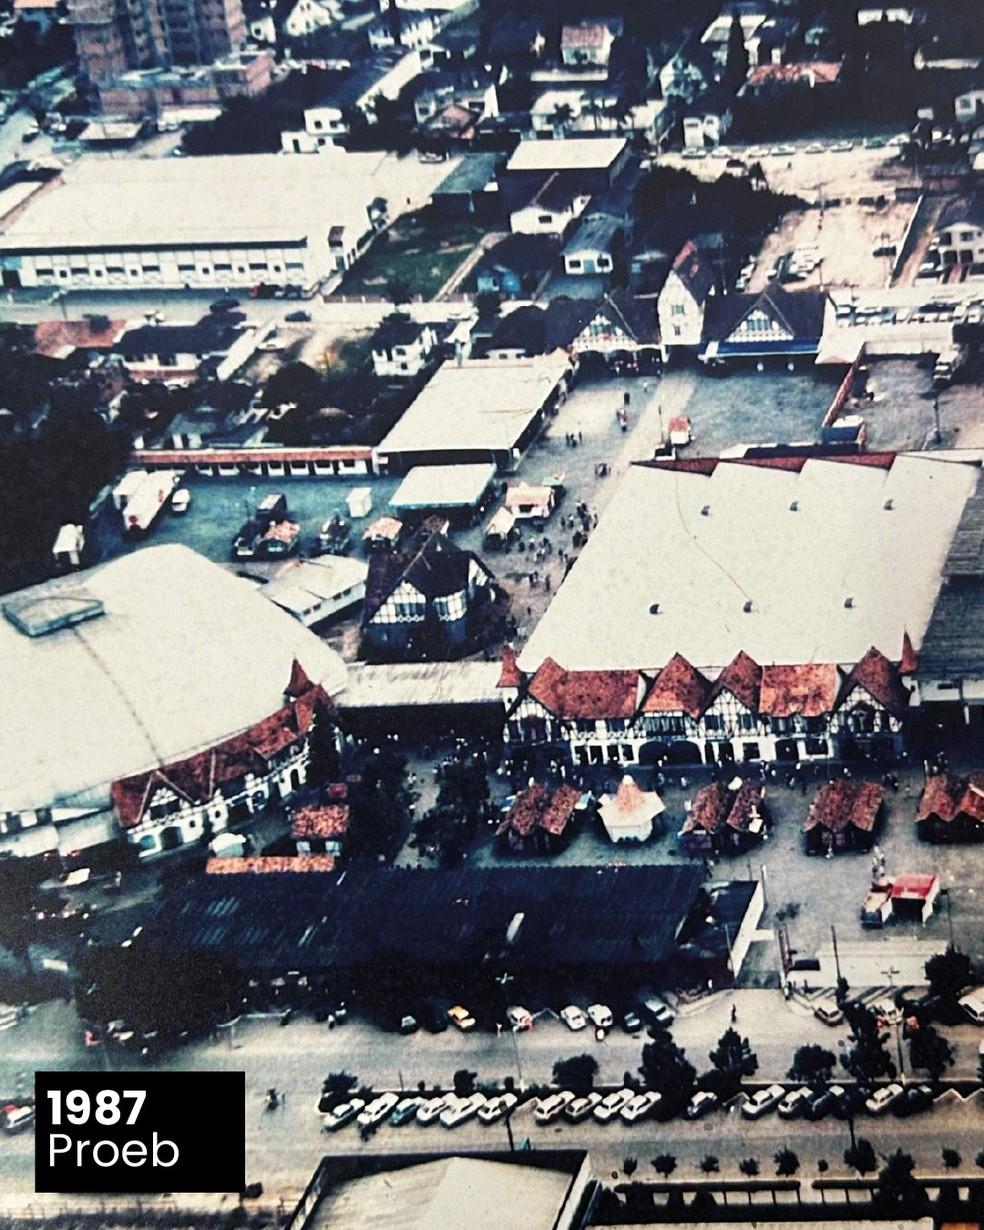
[0,153,389,249]
[377,355,569,458]
[519,454,978,674]
[391,462,495,509]
[0,545,347,814]
[506,136,626,173]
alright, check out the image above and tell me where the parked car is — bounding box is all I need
[397,1013,418,1035]
[622,1011,642,1033]
[958,989,984,1024]
[803,1086,842,1121]
[415,1096,448,1125]
[777,1087,812,1119]
[441,1092,486,1127]
[447,1005,476,1031]
[535,1091,575,1124]
[507,1005,533,1032]
[357,1092,399,1127]
[741,1083,786,1119]
[640,995,674,1027]
[2,1105,34,1134]
[322,1098,365,1131]
[620,1091,662,1123]
[170,488,191,515]
[389,1097,424,1126]
[685,1091,719,1120]
[593,1089,635,1123]
[564,1093,602,1122]
[478,1093,518,1124]
[587,1003,613,1030]
[832,1084,870,1119]
[209,297,240,313]
[285,309,311,322]
[560,1005,587,1031]
[865,1083,904,1115]
[893,1084,934,1117]
[813,1002,844,1026]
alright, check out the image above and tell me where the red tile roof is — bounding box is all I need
[747,61,843,87]
[498,782,581,838]
[803,779,884,834]
[916,772,984,824]
[759,663,840,717]
[498,644,523,689]
[291,803,350,840]
[900,631,918,675]
[643,653,710,718]
[561,22,608,47]
[726,781,765,832]
[33,318,126,357]
[527,657,639,719]
[708,650,762,712]
[840,646,909,719]
[206,855,336,874]
[889,873,938,900]
[681,781,731,836]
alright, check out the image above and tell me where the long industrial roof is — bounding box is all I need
[0,544,347,814]
[506,136,626,173]
[0,153,389,249]
[518,454,978,674]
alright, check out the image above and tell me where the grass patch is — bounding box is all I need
[337,211,485,299]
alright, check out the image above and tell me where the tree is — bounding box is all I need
[639,1024,696,1112]
[723,14,749,91]
[319,1071,358,1110]
[907,1021,954,1081]
[550,101,574,136]
[413,755,488,866]
[700,1155,720,1174]
[705,1027,757,1098]
[774,1148,799,1177]
[652,1154,677,1178]
[739,1158,760,1177]
[552,1054,598,1098]
[305,704,341,789]
[453,1068,477,1097]
[0,857,48,968]
[942,1148,961,1171]
[789,1043,837,1087]
[842,1001,896,1082]
[348,745,415,861]
[925,947,974,1004]
[385,277,412,307]
[975,1148,984,1170]
[835,975,851,1006]
[263,360,326,413]
[844,1138,878,1175]
[875,1150,926,1211]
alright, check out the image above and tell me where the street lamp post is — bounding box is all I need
[881,965,905,1080]
[941,886,955,947]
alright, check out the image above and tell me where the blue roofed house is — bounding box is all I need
[474,233,560,297]
[700,283,830,366]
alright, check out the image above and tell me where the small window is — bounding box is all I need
[538,214,553,224]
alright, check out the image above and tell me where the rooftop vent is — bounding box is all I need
[649,602,660,615]
[789,500,799,511]
[701,504,711,516]
[844,596,855,609]
[3,591,105,638]
[743,599,754,613]
[884,498,894,510]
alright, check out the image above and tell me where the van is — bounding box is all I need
[3,1106,34,1134]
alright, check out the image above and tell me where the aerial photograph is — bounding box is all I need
[0,0,984,1224]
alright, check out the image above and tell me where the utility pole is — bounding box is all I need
[881,965,905,1080]
[831,924,842,987]
[933,393,942,445]
[942,886,955,948]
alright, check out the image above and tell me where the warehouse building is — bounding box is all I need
[0,154,389,291]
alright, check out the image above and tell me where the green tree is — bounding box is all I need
[842,1001,896,1082]
[723,14,749,90]
[453,1068,477,1097]
[845,1138,878,1175]
[925,947,974,1004]
[739,1158,760,1177]
[263,360,326,412]
[774,1148,799,1177]
[385,277,412,307]
[651,1154,677,1178]
[705,1027,757,1098]
[907,1021,954,1082]
[875,1150,926,1211]
[305,704,341,788]
[319,1071,358,1110]
[623,1156,638,1176]
[413,755,488,866]
[639,1024,696,1112]
[788,1043,837,1087]
[700,1155,720,1174]
[942,1148,961,1171]
[0,857,47,968]
[550,101,574,135]
[552,1054,598,1098]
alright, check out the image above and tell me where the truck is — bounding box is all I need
[259,518,301,558]
[52,523,85,570]
[317,514,351,555]
[121,471,182,536]
[232,492,299,559]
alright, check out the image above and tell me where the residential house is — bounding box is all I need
[243,0,276,44]
[560,21,615,68]
[112,318,255,384]
[598,774,665,842]
[12,0,60,31]
[280,0,341,39]
[530,87,668,141]
[803,779,884,854]
[111,662,335,857]
[509,173,591,238]
[700,282,829,365]
[935,193,984,266]
[750,15,800,65]
[431,153,501,218]
[361,528,496,658]
[501,137,630,209]
[370,315,439,378]
[368,9,437,51]
[681,88,733,147]
[658,38,716,102]
[473,233,560,296]
[562,214,622,276]
[497,782,582,854]
[916,772,984,843]
[955,88,984,126]
[412,67,499,128]
[569,288,660,372]
[657,240,717,354]
[831,646,909,761]
[680,780,767,856]
[700,5,766,69]
[741,61,844,98]
[290,783,350,856]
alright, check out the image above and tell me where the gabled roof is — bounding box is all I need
[527,657,638,719]
[708,650,761,711]
[682,780,764,837]
[669,240,715,304]
[759,663,840,717]
[803,779,884,834]
[642,653,710,717]
[599,774,665,831]
[497,644,523,688]
[364,530,484,622]
[937,191,984,232]
[498,782,582,838]
[745,61,843,87]
[702,283,828,344]
[839,646,909,719]
[484,297,597,356]
[291,801,350,839]
[916,772,984,824]
[598,289,660,344]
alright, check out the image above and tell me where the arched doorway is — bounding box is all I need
[160,825,183,852]
[666,740,701,765]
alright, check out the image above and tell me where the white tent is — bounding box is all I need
[598,774,665,843]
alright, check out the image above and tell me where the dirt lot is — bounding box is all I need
[336,211,486,299]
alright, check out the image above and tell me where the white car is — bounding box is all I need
[447,1005,476,1031]
[593,1089,635,1123]
[170,489,191,514]
[534,1091,575,1124]
[866,1083,904,1115]
[741,1084,786,1119]
[560,1005,587,1031]
[564,1092,602,1122]
[357,1092,399,1127]
[685,1091,719,1119]
[587,1003,613,1030]
[620,1091,662,1123]
[507,1005,533,1031]
[478,1093,518,1123]
[322,1098,365,1131]
[777,1087,812,1119]
[440,1092,486,1127]
[415,1096,448,1125]
[959,989,984,1024]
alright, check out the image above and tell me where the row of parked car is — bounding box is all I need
[741,1081,935,1122]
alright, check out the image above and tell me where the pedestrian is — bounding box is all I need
[731,1004,737,1024]
[578,429,583,443]
[545,574,551,592]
